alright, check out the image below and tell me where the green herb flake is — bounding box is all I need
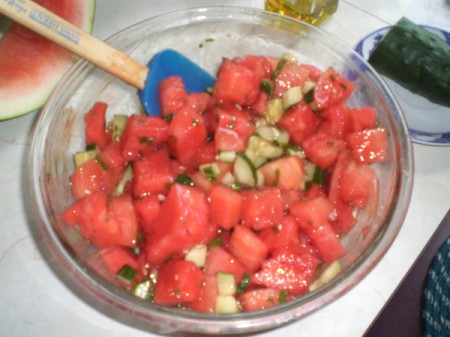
[85,144,97,151]
[237,273,251,294]
[272,58,288,79]
[304,88,315,104]
[95,156,109,171]
[117,265,138,283]
[139,136,154,146]
[230,182,243,191]
[175,174,194,186]
[163,113,174,122]
[207,237,223,249]
[279,290,289,303]
[304,180,313,191]
[312,166,326,185]
[260,79,274,95]
[199,38,215,48]
[202,165,217,181]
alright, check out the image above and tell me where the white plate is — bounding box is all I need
[355,25,450,146]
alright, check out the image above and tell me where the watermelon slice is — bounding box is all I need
[0,0,96,120]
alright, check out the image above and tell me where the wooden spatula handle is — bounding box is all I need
[0,0,148,89]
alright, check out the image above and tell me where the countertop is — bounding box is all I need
[1,0,449,336]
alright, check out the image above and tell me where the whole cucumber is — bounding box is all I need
[368,17,450,107]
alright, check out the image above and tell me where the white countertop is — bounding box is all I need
[1,0,450,336]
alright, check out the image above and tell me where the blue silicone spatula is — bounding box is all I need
[0,0,215,116]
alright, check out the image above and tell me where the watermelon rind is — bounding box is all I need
[0,0,96,121]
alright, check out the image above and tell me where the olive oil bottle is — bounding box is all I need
[265,0,338,26]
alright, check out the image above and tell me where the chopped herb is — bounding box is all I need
[260,79,274,95]
[279,290,289,303]
[230,182,243,191]
[139,136,154,146]
[163,254,173,264]
[86,144,97,151]
[95,156,109,171]
[46,172,52,182]
[175,174,194,186]
[304,88,315,104]
[339,82,348,90]
[205,87,213,95]
[199,38,215,48]
[272,58,288,79]
[237,273,251,294]
[163,113,174,122]
[207,237,223,249]
[117,265,138,283]
[304,181,313,191]
[202,165,217,180]
[192,118,200,126]
[312,165,326,185]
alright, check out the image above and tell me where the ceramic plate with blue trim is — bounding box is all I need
[355,25,450,146]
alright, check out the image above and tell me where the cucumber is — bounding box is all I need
[309,260,342,292]
[217,150,237,163]
[199,163,221,181]
[112,114,129,141]
[131,280,154,301]
[215,295,239,314]
[282,86,303,110]
[185,244,207,267]
[217,272,237,296]
[247,135,283,159]
[73,147,98,167]
[113,165,133,196]
[265,98,283,124]
[234,152,258,186]
[368,17,450,107]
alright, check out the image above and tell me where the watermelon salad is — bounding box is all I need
[61,53,387,313]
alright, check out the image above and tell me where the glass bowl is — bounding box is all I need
[29,6,414,334]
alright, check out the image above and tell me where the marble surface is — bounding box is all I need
[1,0,450,336]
